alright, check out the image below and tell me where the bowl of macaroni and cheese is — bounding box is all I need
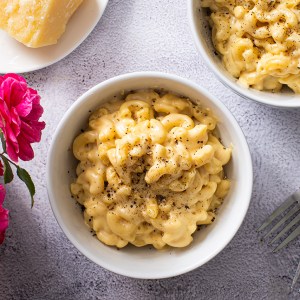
[47,72,252,278]
[188,0,300,108]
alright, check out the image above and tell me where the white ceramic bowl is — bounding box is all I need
[47,72,253,279]
[188,0,300,108]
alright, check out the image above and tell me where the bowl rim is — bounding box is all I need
[46,71,253,279]
[187,0,300,109]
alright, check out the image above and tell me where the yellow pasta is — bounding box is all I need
[201,0,300,93]
[71,90,232,249]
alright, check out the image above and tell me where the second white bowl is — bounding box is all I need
[188,0,300,108]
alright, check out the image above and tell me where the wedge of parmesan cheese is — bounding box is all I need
[0,0,84,48]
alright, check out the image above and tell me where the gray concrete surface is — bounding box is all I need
[1,0,300,299]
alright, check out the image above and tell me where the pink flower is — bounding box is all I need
[0,184,9,244]
[0,74,45,162]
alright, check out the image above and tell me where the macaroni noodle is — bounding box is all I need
[71,90,231,249]
[201,0,300,93]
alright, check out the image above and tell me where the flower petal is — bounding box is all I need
[4,73,26,84]
[23,90,43,121]
[2,77,26,108]
[10,107,21,137]
[20,120,45,144]
[0,185,9,245]
[5,125,19,162]
[16,134,34,161]
[15,92,33,118]
[0,184,5,205]
[0,97,12,124]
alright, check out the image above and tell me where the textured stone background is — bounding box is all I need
[1,0,300,299]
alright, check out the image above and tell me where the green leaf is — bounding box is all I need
[0,130,6,153]
[17,167,35,208]
[2,156,13,184]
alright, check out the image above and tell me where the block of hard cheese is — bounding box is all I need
[0,0,84,48]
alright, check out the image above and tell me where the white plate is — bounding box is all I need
[0,0,109,74]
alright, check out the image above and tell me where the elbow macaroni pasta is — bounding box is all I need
[71,90,232,249]
[201,0,300,93]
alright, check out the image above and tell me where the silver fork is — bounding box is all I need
[258,188,300,290]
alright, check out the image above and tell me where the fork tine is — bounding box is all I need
[269,213,300,245]
[263,204,300,240]
[257,195,297,232]
[291,258,300,291]
[273,224,300,252]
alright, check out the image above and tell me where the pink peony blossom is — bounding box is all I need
[0,74,45,162]
[0,184,9,244]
